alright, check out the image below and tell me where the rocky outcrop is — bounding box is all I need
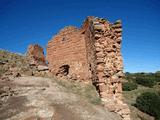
[47,16,130,119]
[26,44,46,66]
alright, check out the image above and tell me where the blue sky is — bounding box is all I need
[0,0,160,72]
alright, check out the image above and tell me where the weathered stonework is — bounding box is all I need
[47,16,130,119]
[47,26,91,81]
[26,44,46,66]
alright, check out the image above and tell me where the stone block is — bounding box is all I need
[94,24,105,31]
[99,83,106,92]
[96,52,105,58]
[37,65,49,71]
[96,64,104,72]
[97,72,106,79]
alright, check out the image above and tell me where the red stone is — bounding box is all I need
[26,44,46,66]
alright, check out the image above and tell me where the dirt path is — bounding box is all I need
[53,103,79,120]
[0,76,120,120]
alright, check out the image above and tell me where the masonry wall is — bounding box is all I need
[91,17,130,119]
[47,17,130,120]
[92,18,123,101]
[47,26,91,80]
[81,17,98,83]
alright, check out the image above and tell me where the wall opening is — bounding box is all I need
[57,65,70,76]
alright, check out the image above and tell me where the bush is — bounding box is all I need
[122,82,137,91]
[136,92,160,120]
[135,76,155,87]
[155,72,160,83]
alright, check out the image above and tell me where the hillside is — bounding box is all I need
[123,72,160,120]
[0,76,121,120]
[1,50,159,120]
[0,50,33,78]
[0,50,121,120]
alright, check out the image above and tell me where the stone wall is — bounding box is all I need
[81,17,97,83]
[26,44,46,66]
[47,17,130,120]
[47,26,91,81]
[91,17,130,120]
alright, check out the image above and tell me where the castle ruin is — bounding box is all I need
[47,16,130,120]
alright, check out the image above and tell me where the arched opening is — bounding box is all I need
[58,65,70,76]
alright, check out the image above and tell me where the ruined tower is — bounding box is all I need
[26,44,46,66]
[47,16,130,120]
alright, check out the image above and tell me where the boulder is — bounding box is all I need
[38,65,49,71]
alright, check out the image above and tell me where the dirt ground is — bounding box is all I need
[0,76,121,120]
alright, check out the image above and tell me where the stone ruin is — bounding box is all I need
[26,44,50,76]
[47,16,130,119]
[46,16,130,119]
[26,44,46,66]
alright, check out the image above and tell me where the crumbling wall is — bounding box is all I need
[47,26,91,80]
[90,17,130,120]
[47,17,130,120]
[26,44,46,66]
[81,17,130,120]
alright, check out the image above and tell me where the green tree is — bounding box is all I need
[136,92,160,120]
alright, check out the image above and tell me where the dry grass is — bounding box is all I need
[54,78,102,105]
[0,50,37,77]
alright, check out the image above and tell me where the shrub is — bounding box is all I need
[136,92,160,120]
[135,76,155,87]
[122,82,137,91]
[155,72,160,83]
